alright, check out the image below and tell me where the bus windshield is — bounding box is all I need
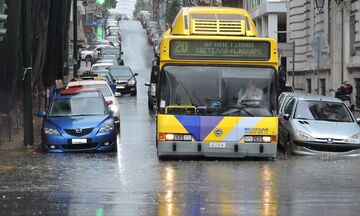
[159,66,277,117]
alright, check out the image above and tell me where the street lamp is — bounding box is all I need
[314,0,325,13]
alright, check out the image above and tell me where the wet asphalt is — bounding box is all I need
[1,20,360,216]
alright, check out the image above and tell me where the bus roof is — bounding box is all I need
[171,7,257,37]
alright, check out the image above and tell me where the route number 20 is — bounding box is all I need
[174,41,188,54]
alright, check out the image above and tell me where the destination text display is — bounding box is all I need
[170,40,270,60]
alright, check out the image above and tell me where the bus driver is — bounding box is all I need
[237,81,263,106]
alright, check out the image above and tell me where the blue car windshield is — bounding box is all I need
[49,97,107,117]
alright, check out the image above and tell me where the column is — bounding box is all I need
[268,13,278,40]
[262,16,267,37]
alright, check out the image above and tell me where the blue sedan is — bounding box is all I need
[38,88,117,153]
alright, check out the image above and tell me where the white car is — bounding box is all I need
[91,62,115,72]
[80,44,113,61]
[66,80,120,126]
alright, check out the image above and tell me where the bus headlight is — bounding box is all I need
[164,133,192,141]
[244,135,273,143]
[262,136,271,143]
[165,134,174,141]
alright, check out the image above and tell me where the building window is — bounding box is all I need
[355,78,360,108]
[306,79,312,93]
[320,78,326,96]
[350,15,356,56]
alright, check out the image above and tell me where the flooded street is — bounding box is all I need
[1,21,360,216]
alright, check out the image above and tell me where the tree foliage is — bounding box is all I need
[104,0,117,9]
[134,0,150,17]
[166,0,181,25]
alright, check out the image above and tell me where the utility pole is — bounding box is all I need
[73,0,78,78]
[292,40,295,87]
[23,0,33,146]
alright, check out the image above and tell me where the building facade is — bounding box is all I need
[288,0,360,107]
[243,0,287,42]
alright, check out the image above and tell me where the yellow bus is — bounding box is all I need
[150,7,279,159]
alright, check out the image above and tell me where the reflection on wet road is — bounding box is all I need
[1,20,360,215]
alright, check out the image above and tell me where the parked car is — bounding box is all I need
[278,93,360,157]
[95,58,119,64]
[91,62,115,72]
[38,87,117,153]
[105,36,121,48]
[100,47,123,59]
[95,39,115,47]
[109,66,138,96]
[95,59,119,66]
[278,92,302,114]
[146,20,159,35]
[80,71,117,94]
[67,80,120,126]
[80,44,113,62]
[148,28,161,45]
[145,60,159,110]
[107,28,122,41]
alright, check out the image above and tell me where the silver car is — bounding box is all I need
[278,93,360,157]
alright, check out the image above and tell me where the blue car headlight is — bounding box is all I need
[44,127,60,135]
[98,122,114,133]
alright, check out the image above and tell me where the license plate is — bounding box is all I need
[320,152,336,157]
[72,139,87,144]
[209,142,226,148]
[117,86,125,89]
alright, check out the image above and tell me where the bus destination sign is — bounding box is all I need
[170,40,270,60]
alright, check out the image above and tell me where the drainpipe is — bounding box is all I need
[341,6,344,83]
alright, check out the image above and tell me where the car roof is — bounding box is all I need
[279,92,303,98]
[110,65,131,70]
[92,62,114,66]
[54,88,102,99]
[290,93,344,103]
[67,80,108,86]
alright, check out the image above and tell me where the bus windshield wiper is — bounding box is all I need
[222,105,254,116]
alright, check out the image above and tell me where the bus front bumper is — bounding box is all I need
[157,141,277,159]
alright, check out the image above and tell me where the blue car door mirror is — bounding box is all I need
[37,111,47,117]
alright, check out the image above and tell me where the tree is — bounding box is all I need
[133,0,150,17]
[104,0,117,9]
[166,0,180,25]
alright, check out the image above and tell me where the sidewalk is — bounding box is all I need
[0,98,42,151]
[0,61,91,152]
